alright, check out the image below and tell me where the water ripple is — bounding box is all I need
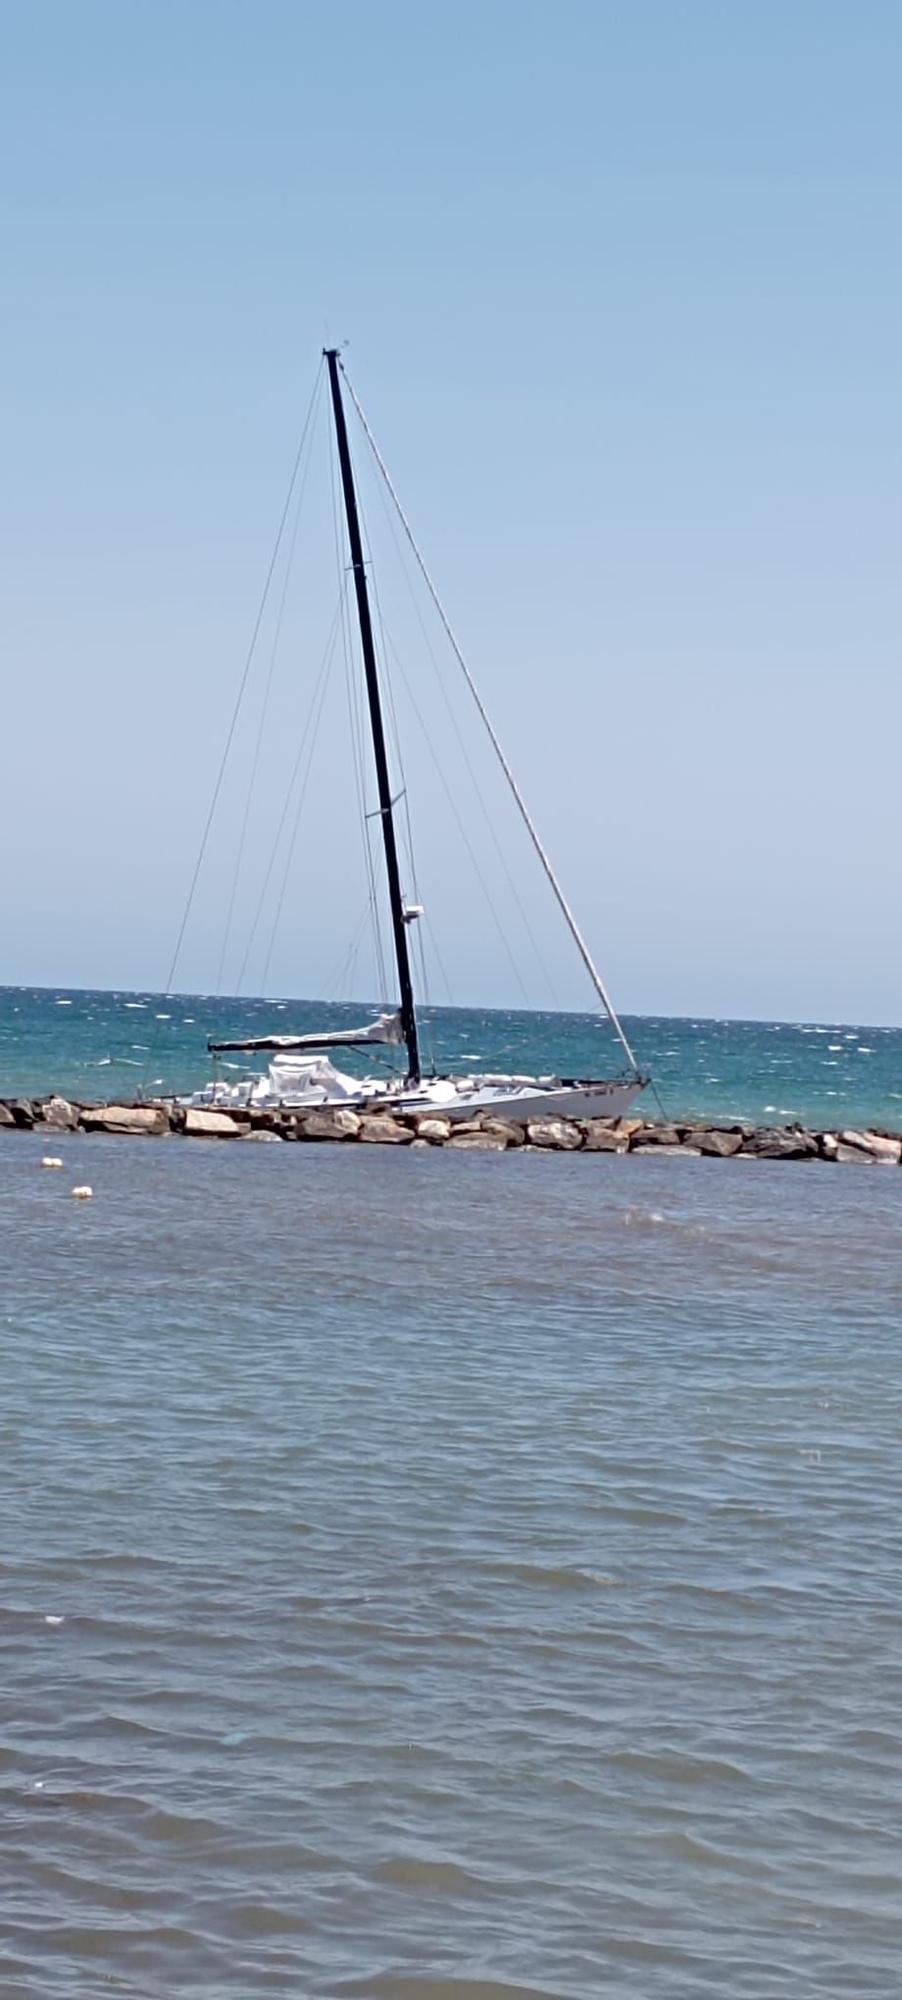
[1,1134,901,1995]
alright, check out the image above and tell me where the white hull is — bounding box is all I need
[391,1076,646,1123]
[187,1061,646,1125]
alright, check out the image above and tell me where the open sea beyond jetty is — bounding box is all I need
[2,989,901,1997]
[2,986,902,1128]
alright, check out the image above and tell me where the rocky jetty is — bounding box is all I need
[2,1095,902,1165]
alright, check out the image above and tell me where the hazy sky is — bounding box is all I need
[2,2,899,1021]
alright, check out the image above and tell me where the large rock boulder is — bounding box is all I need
[0,1104,16,1127]
[182,1107,248,1138]
[628,1123,683,1147]
[297,1107,361,1142]
[690,1129,744,1157]
[81,1104,170,1136]
[526,1118,582,1150]
[446,1130,508,1151]
[632,1142,701,1156]
[42,1095,80,1130]
[840,1129,902,1164]
[582,1122,628,1152]
[477,1118,526,1146]
[413,1115,452,1144]
[742,1129,818,1160]
[357,1114,413,1144]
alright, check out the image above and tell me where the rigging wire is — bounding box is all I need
[376,617,533,1008]
[320,897,378,1005]
[352,420,534,1012]
[649,1077,671,1122]
[339,358,641,1074]
[217,371,324,994]
[356,489,436,1067]
[418,919,454,1010]
[356,507,455,1022]
[236,589,346,996]
[160,361,324,1006]
[364,439,562,1009]
[328,416,390,1004]
[361,502,420,893]
[258,604,342,994]
[411,918,440,1059]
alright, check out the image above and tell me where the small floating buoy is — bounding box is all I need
[71,1185,93,1200]
[41,1157,64,1169]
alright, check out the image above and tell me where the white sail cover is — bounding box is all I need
[208,1010,404,1055]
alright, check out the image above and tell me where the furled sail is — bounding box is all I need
[208,1010,404,1056]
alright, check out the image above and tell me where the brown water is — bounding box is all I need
[2,1132,901,1996]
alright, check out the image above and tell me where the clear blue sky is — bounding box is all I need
[2,1,899,1021]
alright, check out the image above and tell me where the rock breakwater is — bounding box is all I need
[2,1095,902,1164]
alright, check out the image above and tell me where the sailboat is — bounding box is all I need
[189,349,648,1125]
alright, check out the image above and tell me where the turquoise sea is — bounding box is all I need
[1,985,902,1128]
[2,987,901,1997]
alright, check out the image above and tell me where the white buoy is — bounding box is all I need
[41,1157,64,1169]
[71,1185,93,1200]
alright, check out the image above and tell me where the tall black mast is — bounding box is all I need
[324,349,420,1082]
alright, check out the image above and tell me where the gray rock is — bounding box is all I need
[840,1129,902,1164]
[413,1115,452,1143]
[357,1114,413,1145]
[241,1129,284,1141]
[632,1142,701,1156]
[526,1118,582,1150]
[689,1129,743,1157]
[582,1123,628,1152]
[278,1115,311,1140]
[182,1107,248,1138]
[81,1104,171,1136]
[446,1130,509,1151]
[628,1123,683,1147]
[298,1106,361,1142]
[742,1129,818,1160]
[834,1142,879,1164]
[478,1118,526,1146]
[42,1095,80,1130]
[0,1104,16,1127]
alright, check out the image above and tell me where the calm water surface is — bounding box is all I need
[2,1135,901,1997]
